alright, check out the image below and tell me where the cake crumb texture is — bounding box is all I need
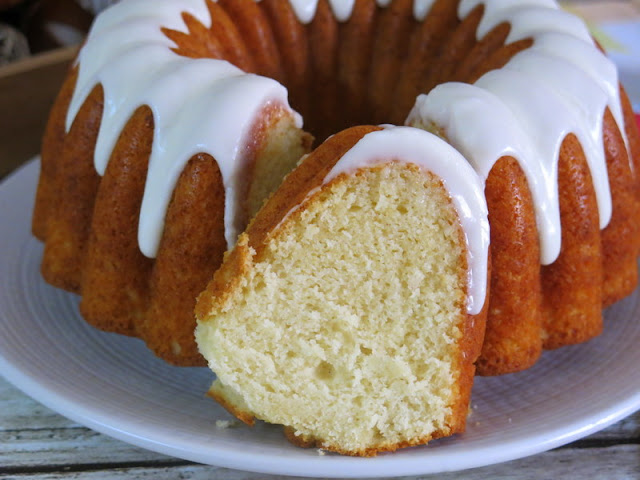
[197,163,481,455]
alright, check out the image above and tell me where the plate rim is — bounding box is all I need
[2,158,640,478]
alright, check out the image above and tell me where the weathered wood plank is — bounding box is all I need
[1,444,639,480]
[0,427,172,469]
[3,375,639,438]
[0,378,78,431]
[1,377,639,478]
[0,378,174,468]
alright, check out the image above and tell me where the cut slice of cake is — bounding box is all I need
[195,125,489,456]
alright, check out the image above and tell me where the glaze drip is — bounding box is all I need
[324,126,490,315]
[272,0,437,23]
[67,0,300,257]
[66,0,631,315]
[409,0,628,265]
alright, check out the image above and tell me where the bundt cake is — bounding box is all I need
[194,125,490,456]
[33,0,640,379]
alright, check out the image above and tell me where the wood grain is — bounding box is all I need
[0,46,77,180]
[1,376,639,479]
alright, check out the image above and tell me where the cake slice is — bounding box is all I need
[195,126,489,456]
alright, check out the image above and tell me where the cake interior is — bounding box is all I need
[196,164,470,452]
[244,105,313,223]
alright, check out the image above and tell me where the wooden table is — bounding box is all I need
[1,374,639,479]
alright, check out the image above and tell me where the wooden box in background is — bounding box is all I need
[0,45,76,179]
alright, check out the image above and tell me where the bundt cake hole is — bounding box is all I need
[160,0,537,145]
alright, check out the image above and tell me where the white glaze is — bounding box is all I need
[409,0,629,266]
[264,0,438,24]
[328,1,357,22]
[67,0,446,259]
[285,0,355,22]
[287,0,322,23]
[413,0,437,21]
[66,0,632,314]
[457,0,628,144]
[460,0,590,43]
[409,83,561,263]
[324,126,490,315]
[67,0,300,257]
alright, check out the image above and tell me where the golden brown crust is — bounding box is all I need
[466,37,533,84]
[207,386,256,427]
[34,0,640,376]
[245,125,383,256]
[33,65,78,241]
[391,0,459,122]
[283,423,457,457]
[337,0,377,130]
[79,106,155,336]
[418,4,484,103]
[260,0,310,118]
[452,20,510,83]
[204,0,254,71]
[452,268,490,426]
[162,11,225,60]
[306,0,339,142]
[36,5,308,364]
[477,157,543,375]
[448,190,490,427]
[40,81,103,294]
[367,0,415,124]
[198,127,485,456]
[143,154,225,366]
[619,86,640,255]
[174,0,282,71]
[195,234,254,321]
[219,0,285,81]
[601,108,639,306]
[541,135,603,349]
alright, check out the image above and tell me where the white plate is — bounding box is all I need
[2,159,640,478]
